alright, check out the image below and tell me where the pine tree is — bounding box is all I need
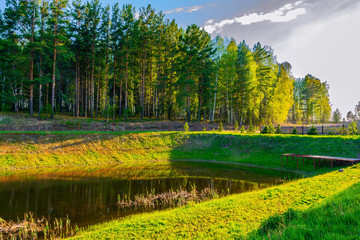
[49,0,68,119]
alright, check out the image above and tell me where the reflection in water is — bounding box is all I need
[0,163,298,227]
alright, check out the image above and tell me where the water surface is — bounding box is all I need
[0,161,299,227]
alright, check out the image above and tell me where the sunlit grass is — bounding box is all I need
[70,164,360,239]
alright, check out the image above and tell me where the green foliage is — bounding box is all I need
[240,125,246,133]
[0,0,331,124]
[218,122,223,132]
[332,108,342,123]
[276,125,282,134]
[43,104,52,117]
[203,127,206,132]
[347,122,358,135]
[248,122,255,133]
[261,126,269,134]
[234,121,239,132]
[261,125,275,134]
[183,122,189,132]
[292,127,298,135]
[307,126,318,135]
[268,124,276,134]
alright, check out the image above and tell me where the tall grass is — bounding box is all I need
[0,213,77,240]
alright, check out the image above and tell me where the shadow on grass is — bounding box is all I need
[247,182,360,240]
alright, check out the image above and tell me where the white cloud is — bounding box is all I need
[164,5,203,14]
[205,19,215,25]
[164,3,216,15]
[204,1,306,34]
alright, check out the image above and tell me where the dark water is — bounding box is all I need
[0,162,299,227]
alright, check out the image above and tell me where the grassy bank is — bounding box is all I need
[1,131,360,174]
[70,164,360,239]
[249,182,360,239]
[1,132,360,239]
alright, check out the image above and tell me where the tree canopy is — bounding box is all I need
[0,1,332,125]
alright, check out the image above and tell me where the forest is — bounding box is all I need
[0,0,332,125]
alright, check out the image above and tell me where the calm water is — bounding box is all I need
[0,162,299,227]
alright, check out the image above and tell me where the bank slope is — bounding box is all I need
[1,132,360,173]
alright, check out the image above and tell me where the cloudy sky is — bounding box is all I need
[1,0,359,116]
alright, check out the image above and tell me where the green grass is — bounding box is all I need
[70,164,360,239]
[2,131,360,239]
[1,131,359,175]
[249,182,360,239]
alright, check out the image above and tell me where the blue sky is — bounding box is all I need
[1,0,360,117]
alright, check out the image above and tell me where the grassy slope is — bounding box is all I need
[249,182,360,240]
[1,131,360,173]
[71,164,360,239]
[2,132,360,239]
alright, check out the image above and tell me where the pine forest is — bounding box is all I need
[0,0,332,125]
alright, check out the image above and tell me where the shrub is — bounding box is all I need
[347,122,359,135]
[218,122,223,132]
[276,125,282,134]
[268,124,276,134]
[307,126,318,135]
[261,126,269,134]
[292,127,298,134]
[248,122,255,133]
[240,125,246,133]
[184,122,189,132]
[234,121,239,132]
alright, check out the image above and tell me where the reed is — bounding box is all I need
[117,187,220,209]
[0,213,77,240]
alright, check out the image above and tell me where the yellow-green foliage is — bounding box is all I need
[71,165,360,239]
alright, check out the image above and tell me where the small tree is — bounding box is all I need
[332,108,342,123]
[307,126,318,135]
[248,122,255,133]
[184,122,189,133]
[268,124,276,134]
[203,127,207,132]
[261,126,269,134]
[218,122,223,132]
[292,127,298,134]
[240,125,246,133]
[347,122,358,135]
[276,124,282,134]
[234,121,239,132]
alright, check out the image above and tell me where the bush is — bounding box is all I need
[184,122,189,132]
[276,125,282,134]
[248,122,255,133]
[261,124,276,134]
[268,124,276,134]
[347,122,359,135]
[307,126,318,135]
[240,125,246,133]
[292,127,298,134]
[261,126,269,134]
[234,121,239,132]
[218,122,223,132]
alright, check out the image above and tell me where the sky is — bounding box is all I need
[1,0,359,117]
